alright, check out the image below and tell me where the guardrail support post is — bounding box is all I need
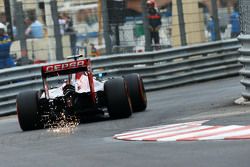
[238,35,250,100]
[238,0,250,100]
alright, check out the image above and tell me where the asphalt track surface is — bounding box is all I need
[0,76,250,167]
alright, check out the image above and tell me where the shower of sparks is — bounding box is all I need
[46,114,80,134]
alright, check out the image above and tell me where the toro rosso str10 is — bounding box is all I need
[16,57,147,131]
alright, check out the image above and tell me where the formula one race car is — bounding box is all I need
[16,56,147,131]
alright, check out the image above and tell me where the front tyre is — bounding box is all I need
[16,90,42,131]
[104,78,132,119]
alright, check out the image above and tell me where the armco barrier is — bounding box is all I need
[0,39,241,116]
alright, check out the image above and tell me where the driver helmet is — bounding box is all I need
[147,0,156,8]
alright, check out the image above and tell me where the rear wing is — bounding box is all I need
[41,59,90,78]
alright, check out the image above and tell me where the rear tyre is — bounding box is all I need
[123,73,147,112]
[16,90,42,131]
[104,78,132,119]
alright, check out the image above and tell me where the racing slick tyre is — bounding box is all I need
[16,90,42,131]
[123,73,147,112]
[104,78,132,119]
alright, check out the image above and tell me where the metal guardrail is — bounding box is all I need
[0,39,241,116]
